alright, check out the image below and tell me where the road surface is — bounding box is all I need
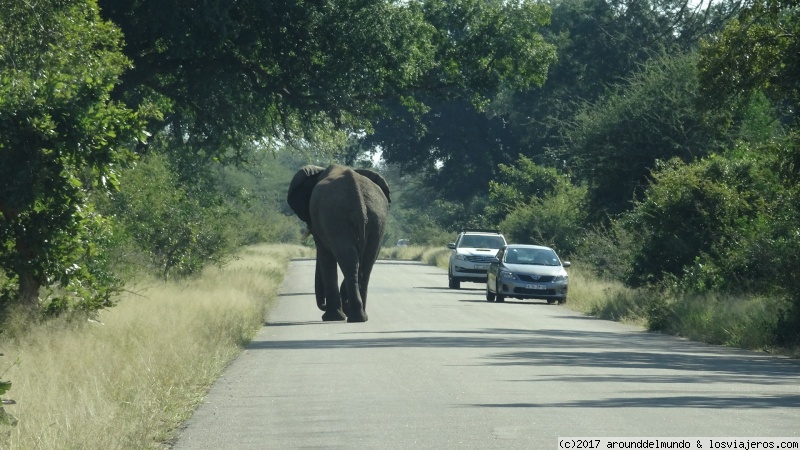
[173,258,800,449]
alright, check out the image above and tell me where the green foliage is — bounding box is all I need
[385,208,453,247]
[487,155,586,254]
[211,151,304,246]
[99,0,555,164]
[105,154,235,280]
[625,134,799,291]
[487,155,563,220]
[422,0,555,99]
[501,0,734,165]
[575,221,641,282]
[365,99,526,202]
[563,52,729,218]
[378,164,489,243]
[698,0,800,122]
[499,183,587,255]
[0,0,146,311]
[361,0,557,202]
[624,156,758,287]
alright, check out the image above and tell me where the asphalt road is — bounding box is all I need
[173,258,800,449]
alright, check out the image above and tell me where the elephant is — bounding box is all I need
[287,164,391,322]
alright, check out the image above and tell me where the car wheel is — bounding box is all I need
[448,271,460,289]
[559,297,567,304]
[486,286,495,302]
[496,293,505,303]
[547,299,557,305]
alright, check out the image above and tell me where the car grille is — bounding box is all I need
[514,288,557,296]
[465,255,495,263]
[457,268,489,274]
[518,274,555,282]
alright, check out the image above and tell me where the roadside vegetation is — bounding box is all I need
[1,244,311,449]
[385,245,799,357]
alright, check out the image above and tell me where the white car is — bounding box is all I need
[447,230,507,289]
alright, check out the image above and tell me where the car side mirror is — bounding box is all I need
[562,261,571,268]
[447,243,456,249]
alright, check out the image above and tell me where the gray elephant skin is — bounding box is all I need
[287,164,391,322]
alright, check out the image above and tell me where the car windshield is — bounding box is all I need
[460,235,505,249]
[504,248,560,266]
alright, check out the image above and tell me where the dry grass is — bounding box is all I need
[565,264,649,326]
[381,245,451,269]
[0,244,313,450]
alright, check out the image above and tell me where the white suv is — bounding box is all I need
[447,230,507,289]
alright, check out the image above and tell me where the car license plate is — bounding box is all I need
[527,284,546,290]
[474,263,488,270]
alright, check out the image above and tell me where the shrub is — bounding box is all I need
[500,183,587,255]
[103,154,235,280]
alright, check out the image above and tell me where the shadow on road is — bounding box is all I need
[277,292,314,297]
[469,394,800,409]
[247,326,800,393]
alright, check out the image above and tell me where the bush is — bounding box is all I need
[103,154,236,280]
[623,156,756,287]
[500,182,587,255]
[575,220,640,281]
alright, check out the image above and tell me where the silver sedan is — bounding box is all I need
[486,244,570,304]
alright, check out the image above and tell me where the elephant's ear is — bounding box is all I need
[287,165,325,224]
[355,169,391,203]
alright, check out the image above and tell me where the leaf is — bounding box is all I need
[0,407,17,427]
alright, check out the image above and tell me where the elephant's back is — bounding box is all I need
[310,166,388,242]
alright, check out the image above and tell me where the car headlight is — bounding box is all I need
[500,270,518,280]
[456,254,468,261]
[553,274,568,282]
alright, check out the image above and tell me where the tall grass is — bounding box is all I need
[562,264,650,326]
[646,291,789,351]
[381,245,451,269]
[564,263,795,355]
[0,244,313,450]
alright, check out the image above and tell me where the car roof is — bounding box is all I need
[503,244,553,251]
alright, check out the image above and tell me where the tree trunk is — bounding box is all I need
[10,217,42,311]
[17,269,41,311]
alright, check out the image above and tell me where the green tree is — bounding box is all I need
[488,155,586,254]
[623,156,760,287]
[364,99,526,202]
[562,52,729,219]
[361,0,557,202]
[504,0,737,161]
[623,132,800,294]
[487,155,564,219]
[105,154,234,280]
[99,0,556,164]
[699,0,800,122]
[0,0,146,311]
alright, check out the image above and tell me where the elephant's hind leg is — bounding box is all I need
[339,256,368,323]
[317,246,346,322]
